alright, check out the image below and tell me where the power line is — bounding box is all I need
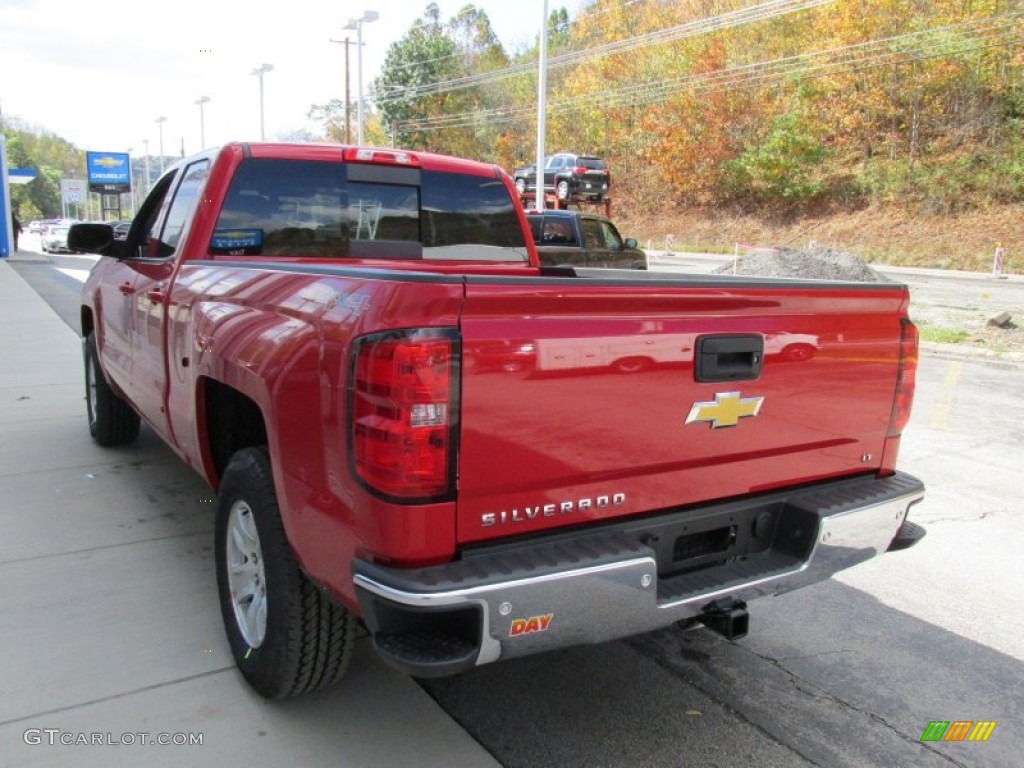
[395,12,1022,132]
[376,0,834,104]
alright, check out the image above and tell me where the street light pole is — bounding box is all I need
[251,63,274,141]
[343,10,378,146]
[142,138,151,194]
[535,0,549,212]
[195,96,211,148]
[155,116,167,174]
[125,146,134,218]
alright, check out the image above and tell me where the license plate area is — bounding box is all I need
[627,501,797,578]
[673,525,737,562]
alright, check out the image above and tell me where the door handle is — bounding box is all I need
[695,335,764,382]
[145,289,166,303]
[118,282,135,295]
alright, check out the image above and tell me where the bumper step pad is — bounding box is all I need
[887,519,927,551]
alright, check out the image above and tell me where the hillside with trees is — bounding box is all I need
[312,0,1023,269]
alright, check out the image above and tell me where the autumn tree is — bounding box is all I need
[304,0,1023,211]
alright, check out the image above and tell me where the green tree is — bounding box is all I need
[3,120,84,220]
[726,101,827,204]
[371,5,461,148]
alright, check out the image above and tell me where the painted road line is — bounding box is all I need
[928,360,963,431]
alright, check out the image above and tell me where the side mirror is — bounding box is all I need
[624,238,638,249]
[67,223,125,258]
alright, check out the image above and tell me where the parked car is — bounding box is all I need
[41,222,76,253]
[513,153,611,201]
[31,218,60,235]
[525,209,646,269]
[110,220,133,241]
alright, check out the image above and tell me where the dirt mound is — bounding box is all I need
[714,246,891,282]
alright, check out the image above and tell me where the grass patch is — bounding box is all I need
[919,327,971,344]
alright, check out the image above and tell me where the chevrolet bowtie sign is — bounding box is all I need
[86,151,131,193]
[686,392,764,429]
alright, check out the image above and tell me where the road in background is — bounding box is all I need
[6,237,1022,766]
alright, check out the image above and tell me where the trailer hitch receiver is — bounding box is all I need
[699,598,749,641]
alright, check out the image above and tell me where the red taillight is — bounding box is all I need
[888,319,918,436]
[573,166,587,175]
[350,330,458,501]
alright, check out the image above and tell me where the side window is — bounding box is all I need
[527,216,543,242]
[542,218,576,245]
[158,160,210,254]
[599,221,623,249]
[580,219,606,249]
[130,173,176,259]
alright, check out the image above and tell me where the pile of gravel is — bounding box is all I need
[714,246,891,282]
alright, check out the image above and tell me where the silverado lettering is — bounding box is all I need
[70,142,926,701]
[481,493,627,527]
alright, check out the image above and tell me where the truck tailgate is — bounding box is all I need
[456,275,909,544]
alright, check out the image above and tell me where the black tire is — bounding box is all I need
[215,447,356,699]
[84,332,140,446]
[556,180,570,200]
[515,177,527,195]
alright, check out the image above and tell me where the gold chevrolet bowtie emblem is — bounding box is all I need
[686,392,764,429]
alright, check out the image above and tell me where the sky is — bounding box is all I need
[0,0,555,159]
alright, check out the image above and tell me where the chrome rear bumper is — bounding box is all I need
[354,472,924,677]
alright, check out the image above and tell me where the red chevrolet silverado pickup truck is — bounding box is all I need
[69,143,925,699]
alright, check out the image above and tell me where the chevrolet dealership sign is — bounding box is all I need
[86,151,131,193]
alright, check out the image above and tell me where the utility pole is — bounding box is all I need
[329,37,356,143]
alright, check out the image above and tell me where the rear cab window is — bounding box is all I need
[211,159,529,262]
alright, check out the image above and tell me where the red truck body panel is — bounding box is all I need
[160,265,471,599]
[456,280,907,544]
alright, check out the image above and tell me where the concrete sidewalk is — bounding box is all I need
[0,259,498,766]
